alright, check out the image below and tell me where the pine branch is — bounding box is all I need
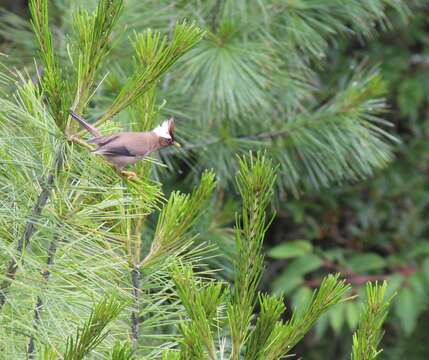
[263,274,350,360]
[93,22,204,128]
[69,0,124,133]
[171,263,227,360]
[351,282,393,360]
[39,345,57,360]
[27,232,60,358]
[0,147,64,311]
[119,170,215,354]
[243,294,285,360]
[228,153,276,359]
[274,0,410,59]
[178,26,272,119]
[141,170,216,267]
[175,67,397,195]
[63,294,124,360]
[29,0,69,130]
[110,341,133,360]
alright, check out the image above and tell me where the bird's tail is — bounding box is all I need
[69,110,101,137]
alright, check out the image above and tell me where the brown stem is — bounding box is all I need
[130,267,141,351]
[27,233,59,358]
[0,150,63,311]
[304,265,418,288]
[26,297,43,358]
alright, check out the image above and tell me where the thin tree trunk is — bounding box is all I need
[27,233,59,358]
[130,267,141,351]
[0,150,63,311]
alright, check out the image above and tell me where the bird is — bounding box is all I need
[69,110,181,179]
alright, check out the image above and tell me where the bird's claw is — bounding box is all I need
[121,171,138,180]
[69,134,80,142]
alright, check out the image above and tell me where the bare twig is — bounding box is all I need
[130,267,141,351]
[27,233,60,358]
[304,263,417,288]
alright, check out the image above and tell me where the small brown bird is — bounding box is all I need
[69,110,181,179]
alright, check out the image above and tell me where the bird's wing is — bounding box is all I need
[94,145,135,157]
[88,134,120,146]
[92,132,157,157]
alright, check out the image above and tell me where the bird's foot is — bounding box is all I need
[69,133,80,142]
[121,171,138,180]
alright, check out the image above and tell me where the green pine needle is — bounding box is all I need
[70,0,124,119]
[63,294,124,360]
[244,294,286,360]
[110,341,133,360]
[141,170,216,267]
[351,281,394,360]
[171,262,226,360]
[29,0,69,130]
[95,21,204,127]
[228,152,277,359]
[263,274,351,360]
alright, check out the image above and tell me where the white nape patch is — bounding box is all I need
[153,120,171,139]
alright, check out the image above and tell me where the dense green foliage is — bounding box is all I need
[0,0,427,359]
[266,5,429,358]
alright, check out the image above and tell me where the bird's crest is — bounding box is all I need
[153,118,174,139]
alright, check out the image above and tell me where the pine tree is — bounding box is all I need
[0,0,409,358]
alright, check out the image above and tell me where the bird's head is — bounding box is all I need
[153,118,181,148]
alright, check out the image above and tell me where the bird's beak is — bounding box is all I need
[173,141,182,148]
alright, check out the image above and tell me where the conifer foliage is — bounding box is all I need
[0,0,406,358]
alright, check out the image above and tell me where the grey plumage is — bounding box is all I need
[89,131,160,170]
[69,110,180,174]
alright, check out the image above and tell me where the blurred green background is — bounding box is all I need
[1,1,428,359]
